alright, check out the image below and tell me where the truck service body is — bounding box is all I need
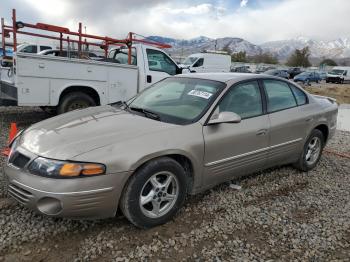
[0,44,183,113]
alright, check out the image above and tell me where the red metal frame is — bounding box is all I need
[1,9,171,63]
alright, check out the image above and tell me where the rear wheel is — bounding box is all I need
[120,157,187,228]
[293,129,324,172]
[57,92,96,114]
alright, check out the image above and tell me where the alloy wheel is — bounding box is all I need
[139,171,179,218]
[305,137,321,165]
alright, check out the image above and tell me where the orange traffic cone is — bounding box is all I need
[1,122,18,157]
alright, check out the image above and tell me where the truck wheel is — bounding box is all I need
[57,92,96,114]
[120,157,188,228]
[293,129,324,172]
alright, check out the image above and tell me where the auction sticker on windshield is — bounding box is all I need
[188,90,213,99]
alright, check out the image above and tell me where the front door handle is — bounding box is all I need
[256,129,268,136]
[147,75,152,83]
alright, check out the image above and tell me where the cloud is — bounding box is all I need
[0,0,349,44]
[240,0,248,8]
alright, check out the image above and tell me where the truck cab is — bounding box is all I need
[108,45,182,90]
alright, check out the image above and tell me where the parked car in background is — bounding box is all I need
[264,69,289,79]
[5,73,338,228]
[231,65,252,73]
[288,67,304,79]
[326,67,350,84]
[254,66,275,74]
[294,72,321,85]
[38,49,98,59]
[180,53,231,73]
[318,71,327,80]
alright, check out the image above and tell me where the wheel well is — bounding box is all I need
[59,86,101,105]
[314,124,329,142]
[166,154,194,192]
[135,154,195,193]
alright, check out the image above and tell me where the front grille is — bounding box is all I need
[9,151,30,168]
[8,183,33,204]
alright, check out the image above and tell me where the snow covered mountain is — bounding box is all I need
[147,35,350,59]
[147,36,262,56]
[261,37,350,59]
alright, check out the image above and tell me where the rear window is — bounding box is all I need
[290,84,307,105]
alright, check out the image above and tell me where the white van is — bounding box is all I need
[181,53,231,73]
[326,66,350,84]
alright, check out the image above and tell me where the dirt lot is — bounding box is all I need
[0,107,349,262]
[304,82,350,104]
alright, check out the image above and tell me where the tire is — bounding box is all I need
[120,157,188,228]
[305,79,310,86]
[293,129,324,172]
[57,92,96,114]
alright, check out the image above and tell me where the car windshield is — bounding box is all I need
[127,77,225,125]
[183,57,199,66]
[329,69,345,75]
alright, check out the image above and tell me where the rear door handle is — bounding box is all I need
[38,63,45,69]
[256,129,268,136]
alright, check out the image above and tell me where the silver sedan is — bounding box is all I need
[4,73,338,228]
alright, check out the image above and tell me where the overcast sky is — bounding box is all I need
[1,0,349,44]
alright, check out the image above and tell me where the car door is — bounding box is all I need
[262,79,312,166]
[202,80,270,186]
[144,48,178,88]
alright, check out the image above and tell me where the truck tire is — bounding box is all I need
[120,157,188,228]
[57,92,96,114]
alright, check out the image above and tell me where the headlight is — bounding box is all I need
[8,130,23,160]
[28,157,106,178]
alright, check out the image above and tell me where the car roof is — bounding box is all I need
[175,72,280,83]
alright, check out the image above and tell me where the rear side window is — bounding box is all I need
[263,80,297,113]
[290,84,307,105]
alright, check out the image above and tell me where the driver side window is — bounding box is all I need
[146,49,177,75]
[217,81,263,119]
[193,58,204,67]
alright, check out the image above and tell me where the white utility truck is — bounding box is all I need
[181,53,231,73]
[0,44,183,113]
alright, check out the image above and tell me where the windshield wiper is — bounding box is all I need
[129,106,161,121]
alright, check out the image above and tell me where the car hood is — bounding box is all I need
[19,106,177,159]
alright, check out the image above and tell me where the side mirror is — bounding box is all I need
[208,111,241,125]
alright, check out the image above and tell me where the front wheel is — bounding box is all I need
[120,157,188,228]
[293,129,324,172]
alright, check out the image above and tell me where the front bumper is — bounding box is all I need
[4,161,130,219]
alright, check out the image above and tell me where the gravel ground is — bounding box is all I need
[0,106,349,261]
